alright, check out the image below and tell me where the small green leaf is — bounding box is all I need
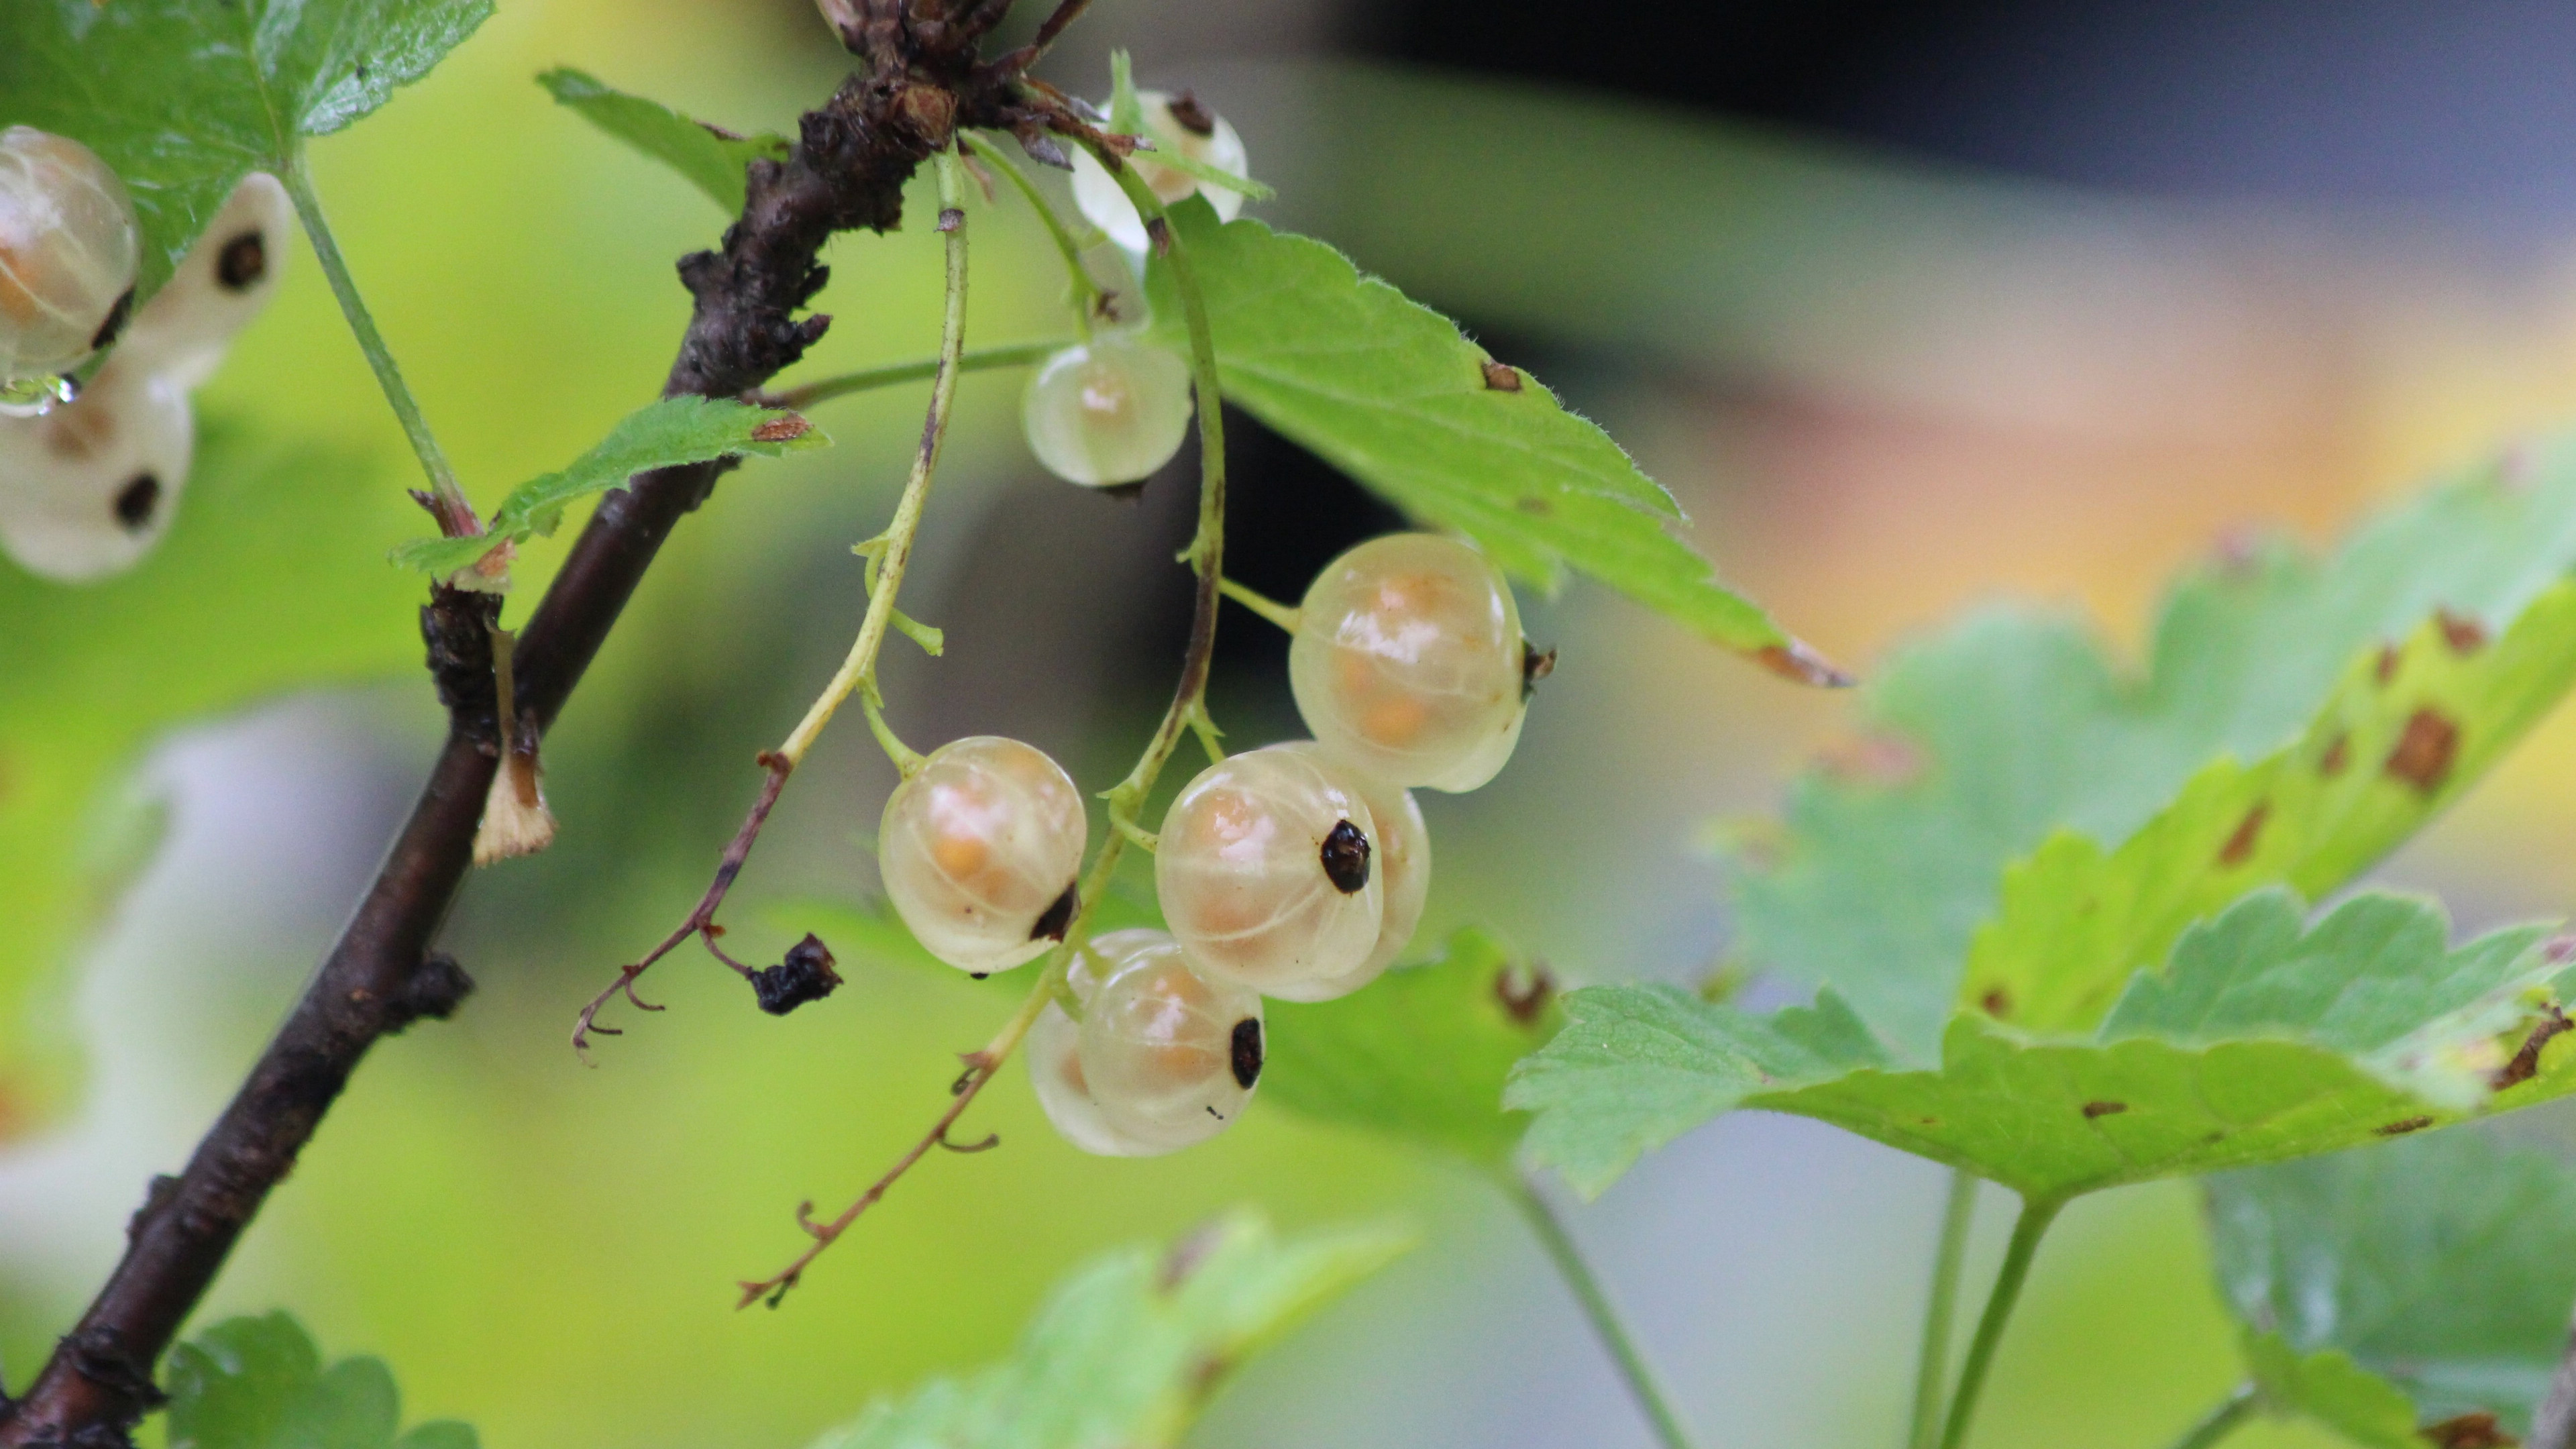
[1510,892,2576,1200]
[166,1311,478,1449]
[0,0,494,296]
[810,1211,1408,1449]
[1741,438,2576,1063]
[537,68,789,214]
[1143,201,1830,677]
[390,398,826,576]
[2209,1128,2576,1442]
[1262,928,1564,1165]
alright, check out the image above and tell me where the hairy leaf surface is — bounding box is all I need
[537,68,788,214]
[1510,892,2576,1198]
[1144,200,1835,680]
[810,1212,1405,1449]
[0,0,493,295]
[2207,1128,2576,1443]
[390,398,824,578]
[1262,928,1563,1165]
[167,1311,478,1449]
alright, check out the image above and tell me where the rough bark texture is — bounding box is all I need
[0,6,1065,1442]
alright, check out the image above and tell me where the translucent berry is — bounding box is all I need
[121,172,292,390]
[1028,949,1145,1157]
[0,126,140,382]
[1021,335,1193,487]
[1077,928,1262,1152]
[1263,745,1431,1002]
[1070,90,1249,253]
[0,352,192,582]
[1155,743,1385,993]
[878,736,1087,973]
[1290,533,1530,792]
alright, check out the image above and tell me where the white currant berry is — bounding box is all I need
[1290,533,1532,792]
[0,126,140,383]
[1070,90,1248,253]
[0,351,191,582]
[1262,745,1430,1002]
[878,736,1087,974]
[121,172,292,390]
[1028,942,1149,1157]
[1155,743,1384,993]
[1021,335,1193,487]
[1075,928,1262,1152]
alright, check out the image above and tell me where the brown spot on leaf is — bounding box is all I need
[2081,1101,2127,1119]
[2384,709,2461,794]
[751,413,813,443]
[2375,1115,2436,1136]
[2493,1005,2571,1091]
[2436,610,2488,654]
[2376,643,2403,684]
[2320,733,2351,777]
[1515,494,1552,515]
[1495,962,1556,1025]
[1482,360,1524,392]
[1757,639,1858,689]
[2421,1411,2516,1448]
[1980,986,2012,1019]
[2217,802,2269,867]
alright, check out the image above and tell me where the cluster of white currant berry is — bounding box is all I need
[877,530,1538,1156]
[0,125,289,582]
[1017,90,1244,490]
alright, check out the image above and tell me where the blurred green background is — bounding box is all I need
[13,2,2576,1446]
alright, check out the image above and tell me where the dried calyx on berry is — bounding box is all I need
[879,736,1089,973]
[749,934,842,1015]
[1069,88,1250,254]
[121,172,293,390]
[0,351,191,582]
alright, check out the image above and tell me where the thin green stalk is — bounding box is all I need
[1937,1196,2063,1449]
[1906,1171,1980,1449]
[2163,1385,2258,1449]
[1502,1175,1696,1449]
[774,341,1065,411]
[962,129,1101,339]
[1218,576,1301,631]
[280,154,477,535]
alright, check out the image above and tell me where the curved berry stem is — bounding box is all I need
[961,130,1102,340]
[281,154,480,537]
[1906,1170,1981,1449]
[1217,576,1300,631]
[772,339,1064,411]
[1937,1195,2062,1449]
[732,139,1239,1307]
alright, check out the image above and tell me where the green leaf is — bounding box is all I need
[390,398,825,578]
[1143,200,1835,680]
[166,1311,478,1449]
[810,1211,1408,1449]
[1509,891,2576,1200]
[1261,928,1564,1166]
[537,68,788,215]
[1738,439,2576,1063]
[2208,1128,2576,1442]
[0,422,426,1130]
[0,0,494,296]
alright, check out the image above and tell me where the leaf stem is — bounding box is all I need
[773,339,1066,411]
[1217,576,1301,631]
[280,154,479,537]
[961,130,1102,340]
[1936,1195,2061,1449]
[1502,1175,1697,1449]
[1906,1170,1981,1449]
[2163,1385,2258,1449]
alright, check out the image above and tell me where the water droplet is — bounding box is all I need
[0,374,75,418]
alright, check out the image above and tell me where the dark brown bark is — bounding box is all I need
[0,7,1067,1443]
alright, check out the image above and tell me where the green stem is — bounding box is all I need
[1502,1175,1697,1449]
[774,341,1065,411]
[280,154,477,535]
[2163,1385,2258,1449]
[1937,1196,2062,1449]
[1217,576,1301,631]
[1906,1171,1981,1449]
[962,129,1101,340]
